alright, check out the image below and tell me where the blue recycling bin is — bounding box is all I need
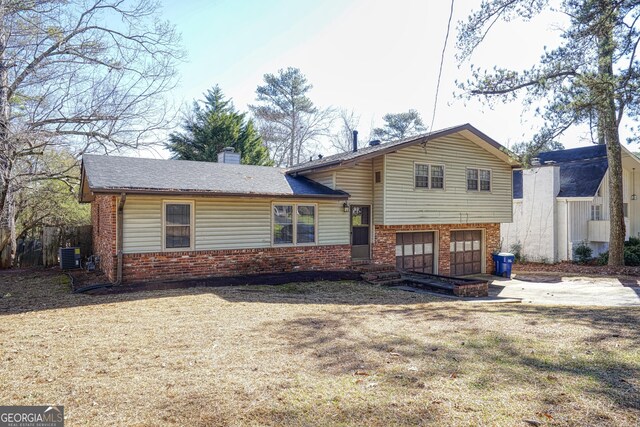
[493,252,515,278]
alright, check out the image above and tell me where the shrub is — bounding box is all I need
[573,241,593,264]
[509,242,523,262]
[597,244,640,267]
[625,237,640,247]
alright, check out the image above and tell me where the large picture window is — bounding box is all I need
[164,202,192,249]
[273,204,316,245]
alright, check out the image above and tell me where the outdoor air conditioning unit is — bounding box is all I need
[59,247,81,270]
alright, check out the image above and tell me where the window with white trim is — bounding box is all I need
[431,165,444,189]
[591,204,602,221]
[415,164,429,188]
[415,163,444,189]
[467,168,491,192]
[164,202,192,249]
[273,204,316,245]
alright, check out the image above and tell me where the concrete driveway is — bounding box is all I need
[486,273,640,306]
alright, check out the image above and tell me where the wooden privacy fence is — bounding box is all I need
[42,225,92,267]
[0,225,93,268]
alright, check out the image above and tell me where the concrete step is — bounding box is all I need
[362,271,402,281]
[368,278,404,286]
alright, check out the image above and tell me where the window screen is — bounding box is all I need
[431,165,444,189]
[296,205,315,244]
[165,203,191,249]
[467,169,478,190]
[273,205,293,244]
[415,164,429,188]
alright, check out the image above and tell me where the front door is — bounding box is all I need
[351,206,370,260]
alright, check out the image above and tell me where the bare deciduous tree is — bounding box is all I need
[330,109,361,153]
[0,0,184,266]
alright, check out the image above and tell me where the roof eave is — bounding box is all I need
[288,123,521,174]
[88,188,350,200]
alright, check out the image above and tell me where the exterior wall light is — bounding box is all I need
[343,202,350,213]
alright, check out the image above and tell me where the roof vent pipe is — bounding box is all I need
[369,140,381,146]
[531,157,541,166]
[352,130,358,152]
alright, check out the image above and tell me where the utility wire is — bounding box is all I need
[429,0,456,132]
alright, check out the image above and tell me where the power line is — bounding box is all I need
[429,0,455,132]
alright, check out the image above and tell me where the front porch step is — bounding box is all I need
[368,277,404,286]
[352,263,397,273]
[362,270,402,285]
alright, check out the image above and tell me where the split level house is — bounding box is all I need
[501,144,640,262]
[79,123,519,284]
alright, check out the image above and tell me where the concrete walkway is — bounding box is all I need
[485,273,640,307]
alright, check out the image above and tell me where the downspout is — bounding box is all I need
[566,199,570,261]
[116,193,127,285]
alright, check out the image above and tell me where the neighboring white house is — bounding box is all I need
[501,145,640,262]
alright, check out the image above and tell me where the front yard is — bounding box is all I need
[1,270,639,426]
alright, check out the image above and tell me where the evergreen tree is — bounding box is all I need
[167,87,272,166]
[372,110,426,141]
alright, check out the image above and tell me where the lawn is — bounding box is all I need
[1,270,639,426]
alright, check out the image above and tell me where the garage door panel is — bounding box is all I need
[450,230,483,276]
[396,232,435,274]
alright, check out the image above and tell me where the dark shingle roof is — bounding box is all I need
[81,155,348,199]
[288,123,517,173]
[512,145,608,199]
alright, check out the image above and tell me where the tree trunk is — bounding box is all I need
[597,0,625,266]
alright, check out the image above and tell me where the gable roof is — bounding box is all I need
[80,155,348,202]
[513,145,608,199]
[288,123,519,174]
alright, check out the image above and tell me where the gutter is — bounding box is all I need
[116,192,126,285]
[89,188,349,200]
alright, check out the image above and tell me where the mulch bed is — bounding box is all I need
[69,269,362,295]
[513,261,640,277]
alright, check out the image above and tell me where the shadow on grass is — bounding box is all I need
[261,306,640,419]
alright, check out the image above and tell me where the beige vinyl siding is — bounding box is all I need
[317,201,350,245]
[196,199,271,249]
[373,156,384,224]
[121,195,348,254]
[305,170,335,189]
[122,197,162,253]
[335,160,373,205]
[384,134,513,225]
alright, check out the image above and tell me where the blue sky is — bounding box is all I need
[152,0,629,158]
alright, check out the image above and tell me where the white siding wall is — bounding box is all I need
[501,166,559,262]
[384,135,513,224]
[121,196,349,254]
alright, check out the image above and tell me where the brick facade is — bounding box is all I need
[372,223,501,275]
[91,195,117,282]
[122,244,351,283]
[90,193,500,283]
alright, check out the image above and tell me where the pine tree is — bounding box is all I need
[457,0,639,266]
[167,86,272,166]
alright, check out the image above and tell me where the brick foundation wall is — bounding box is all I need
[91,195,117,282]
[122,244,352,283]
[373,223,501,275]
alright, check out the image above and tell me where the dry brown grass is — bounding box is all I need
[1,270,639,426]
